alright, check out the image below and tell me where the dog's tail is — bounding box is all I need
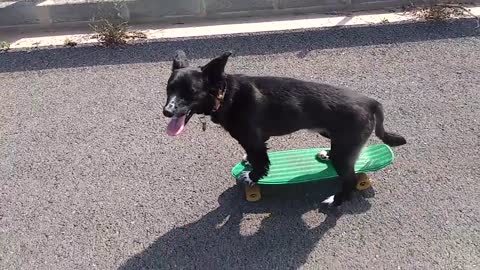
[371,100,407,147]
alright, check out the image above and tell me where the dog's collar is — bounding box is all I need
[212,82,227,112]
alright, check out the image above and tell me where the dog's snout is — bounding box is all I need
[163,107,174,117]
[163,102,176,117]
[163,109,174,117]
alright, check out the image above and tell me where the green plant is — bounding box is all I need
[417,5,459,21]
[0,41,10,51]
[90,19,129,47]
[90,19,147,47]
[64,38,78,47]
[413,3,478,25]
[403,1,479,28]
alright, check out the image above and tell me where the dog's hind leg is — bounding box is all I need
[323,114,375,206]
[324,131,371,206]
[328,148,359,206]
[321,147,359,206]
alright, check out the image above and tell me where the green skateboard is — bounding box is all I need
[231,144,395,202]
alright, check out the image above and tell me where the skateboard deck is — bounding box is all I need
[232,144,395,185]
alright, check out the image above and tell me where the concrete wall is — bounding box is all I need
[0,0,454,28]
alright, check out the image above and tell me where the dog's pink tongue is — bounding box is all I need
[167,115,186,136]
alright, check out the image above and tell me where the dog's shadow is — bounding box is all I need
[118,183,372,269]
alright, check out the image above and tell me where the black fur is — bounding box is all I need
[163,51,406,206]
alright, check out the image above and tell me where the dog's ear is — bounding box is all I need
[201,51,232,86]
[172,50,189,70]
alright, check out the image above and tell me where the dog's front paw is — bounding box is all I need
[238,172,256,186]
[242,154,251,166]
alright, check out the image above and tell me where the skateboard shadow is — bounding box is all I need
[118,182,372,269]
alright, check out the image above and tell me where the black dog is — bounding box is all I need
[163,50,406,206]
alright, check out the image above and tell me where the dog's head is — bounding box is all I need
[163,50,232,136]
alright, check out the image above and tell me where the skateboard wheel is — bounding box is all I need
[245,185,261,202]
[356,173,372,190]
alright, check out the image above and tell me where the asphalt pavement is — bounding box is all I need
[1,19,479,269]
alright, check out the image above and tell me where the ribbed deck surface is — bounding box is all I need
[231,144,395,185]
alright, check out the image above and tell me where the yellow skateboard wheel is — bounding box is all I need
[356,173,372,190]
[245,185,261,202]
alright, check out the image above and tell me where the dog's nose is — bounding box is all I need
[163,103,175,117]
[163,108,174,117]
